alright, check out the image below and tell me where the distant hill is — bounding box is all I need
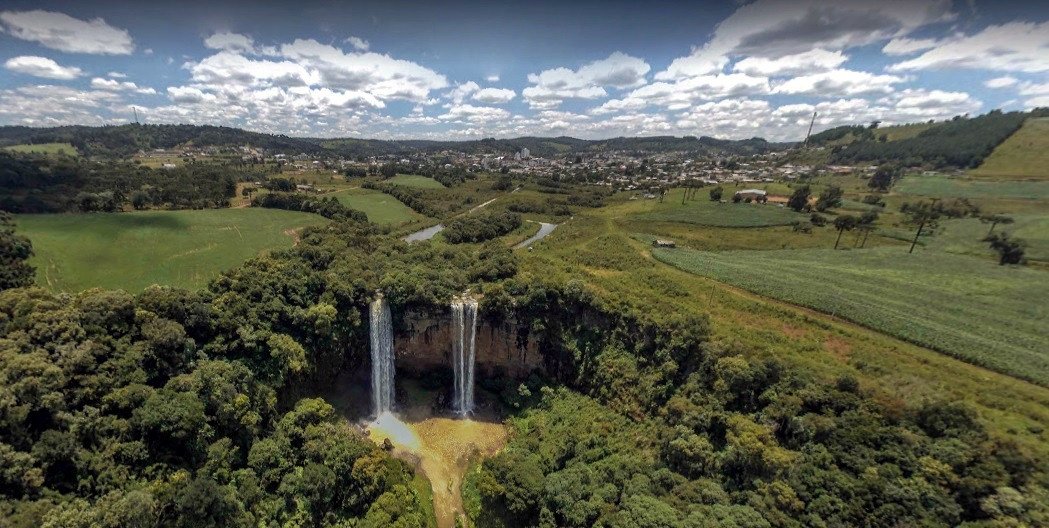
[0,124,789,159]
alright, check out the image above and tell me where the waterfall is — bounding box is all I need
[450,297,478,415]
[370,296,395,416]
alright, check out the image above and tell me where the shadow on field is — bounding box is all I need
[119,212,189,230]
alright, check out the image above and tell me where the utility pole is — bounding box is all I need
[803,111,817,148]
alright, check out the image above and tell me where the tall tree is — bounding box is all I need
[787,185,811,212]
[0,212,35,290]
[980,214,1014,236]
[833,214,858,249]
[869,164,902,191]
[815,185,844,212]
[901,199,978,253]
[855,211,879,248]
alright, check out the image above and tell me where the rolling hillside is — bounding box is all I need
[971,117,1049,180]
[0,124,788,159]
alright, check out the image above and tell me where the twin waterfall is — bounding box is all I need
[450,297,479,415]
[368,295,478,417]
[369,297,395,416]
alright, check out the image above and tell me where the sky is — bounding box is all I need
[0,0,1047,141]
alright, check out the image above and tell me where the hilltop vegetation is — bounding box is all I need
[830,110,1037,168]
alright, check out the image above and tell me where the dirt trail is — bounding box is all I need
[282,228,302,246]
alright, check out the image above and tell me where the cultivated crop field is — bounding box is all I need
[18,208,325,292]
[2,142,78,156]
[637,198,805,227]
[388,174,446,189]
[895,174,1049,200]
[332,188,426,225]
[653,246,1049,386]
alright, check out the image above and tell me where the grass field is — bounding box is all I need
[331,188,426,225]
[895,174,1049,200]
[388,174,446,189]
[971,117,1049,180]
[929,214,1049,262]
[17,208,325,292]
[653,246,1049,386]
[635,197,805,227]
[2,142,78,156]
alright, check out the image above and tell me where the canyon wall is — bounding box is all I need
[395,311,542,379]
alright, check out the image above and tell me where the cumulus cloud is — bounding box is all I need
[4,55,83,80]
[594,73,770,114]
[773,69,905,96]
[733,49,847,77]
[439,104,510,122]
[523,52,649,108]
[167,86,216,104]
[984,76,1018,89]
[658,0,952,80]
[0,84,123,126]
[90,77,156,95]
[887,88,980,117]
[0,10,133,54]
[447,81,480,104]
[890,21,1049,73]
[345,36,370,51]
[472,87,516,104]
[279,39,448,101]
[204,32,257,53]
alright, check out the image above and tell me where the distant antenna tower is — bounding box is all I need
[803,111,817,148]
[133,107,140,124]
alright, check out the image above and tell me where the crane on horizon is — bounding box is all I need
[803,111,817,148]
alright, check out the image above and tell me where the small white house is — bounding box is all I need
[734,189,768,202]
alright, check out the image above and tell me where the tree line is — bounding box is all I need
[0,152,243,213]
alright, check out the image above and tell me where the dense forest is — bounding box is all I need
[0,217,522,526]
[1,205,1045,526]
[0,152,243,213]
[829,110,1045,168]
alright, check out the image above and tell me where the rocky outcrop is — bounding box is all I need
[395,311,541,379]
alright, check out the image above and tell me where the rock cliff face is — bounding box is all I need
[395,311,541,379]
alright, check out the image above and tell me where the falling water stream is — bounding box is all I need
[369,296,395,416]
[450,297,478,415]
